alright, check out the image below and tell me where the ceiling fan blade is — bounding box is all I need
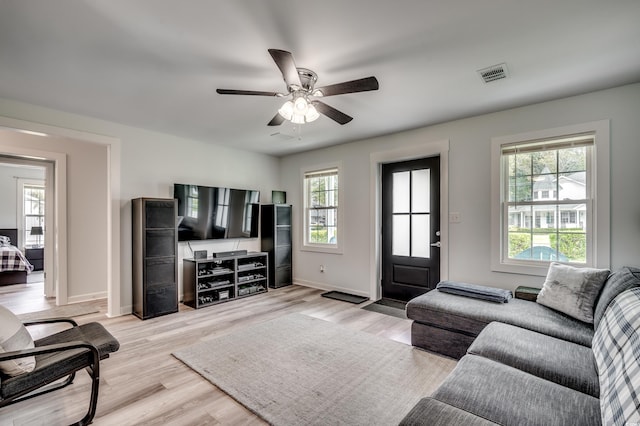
[268,49,302,90]
[314,76,379,97]
[312,101,353,125]
[268,113,285,126]
[216,89,280,96]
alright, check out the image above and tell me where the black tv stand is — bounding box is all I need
[183,251,268,309]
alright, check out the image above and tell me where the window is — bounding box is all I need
[502,134,591,264]
[23,183,45,247]
[491,120,610,275]
[303,166,340,251]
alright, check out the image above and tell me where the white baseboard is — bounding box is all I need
[67,291,107,304]
[294,279,371,299]
[112,304,133,317]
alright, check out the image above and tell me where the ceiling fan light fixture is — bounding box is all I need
[278,100,294,120]
[294,96,309,113]
[305,104,319,122]
[290,113,305,124]
[279,95,318,124]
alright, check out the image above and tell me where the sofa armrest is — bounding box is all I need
[514,286,540,302]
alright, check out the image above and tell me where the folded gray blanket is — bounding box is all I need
[436,280,513,303]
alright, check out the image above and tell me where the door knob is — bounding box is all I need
[430,241,441,248]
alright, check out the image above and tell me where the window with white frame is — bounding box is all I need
[23,183,45,247]
[303,167,340,249]
[500,134,593,266]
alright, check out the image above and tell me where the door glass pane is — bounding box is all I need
[393,171,410,213]
[411,169,430,213]
[411,214,430,258]
[392,215,410,256]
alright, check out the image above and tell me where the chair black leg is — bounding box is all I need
[74,361,100,426]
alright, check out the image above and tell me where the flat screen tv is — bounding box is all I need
[174,183,260,241]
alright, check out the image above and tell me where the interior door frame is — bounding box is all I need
[0,116,121,317]
[369,139,449,301]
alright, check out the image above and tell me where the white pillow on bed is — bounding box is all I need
[0,235,10,246]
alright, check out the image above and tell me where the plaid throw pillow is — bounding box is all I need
[592,287,640,425]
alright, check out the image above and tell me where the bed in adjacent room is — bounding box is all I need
[0,228,33,286]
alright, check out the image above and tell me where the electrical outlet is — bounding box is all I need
[320,265,325,273]
[449,212,462,223]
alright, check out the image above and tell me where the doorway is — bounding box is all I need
[381,156,441,302]
[0,157,55,301]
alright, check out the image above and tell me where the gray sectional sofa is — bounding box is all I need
[401,266,640,425]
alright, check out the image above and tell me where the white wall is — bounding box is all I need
[280,83,640,294]
[0,98,280,314]
[0,162,45,229]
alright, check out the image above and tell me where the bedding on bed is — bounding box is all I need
[0,245,34,273]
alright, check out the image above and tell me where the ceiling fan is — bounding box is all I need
[216,49,379,126]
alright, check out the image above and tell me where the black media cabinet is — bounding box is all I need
[183,252,269,309]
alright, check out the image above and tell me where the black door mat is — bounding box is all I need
[321,291,369,304]
[361,298,407,319]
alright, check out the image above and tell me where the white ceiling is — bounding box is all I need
[1,1,639,156]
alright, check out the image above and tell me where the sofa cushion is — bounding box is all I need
[592,287,640,426]
[0,305,36,377]
[468,322,599,397]
[399,397,499,426]
[406,290,594,346]
[433,355,601,426]
[593,266,640,329]
[536,262,609,323]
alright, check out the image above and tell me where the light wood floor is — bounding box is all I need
[0,283,414,426]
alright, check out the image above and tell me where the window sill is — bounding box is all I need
[492,260,550,277]
[492,259,593,277]
[301,244,343,255]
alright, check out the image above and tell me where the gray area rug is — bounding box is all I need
[17,304,99,321]
[173,313,455,426]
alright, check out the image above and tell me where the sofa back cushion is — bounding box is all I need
[593,266,640,329]
[592,287,640,425]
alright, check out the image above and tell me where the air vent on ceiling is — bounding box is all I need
[477,63,509,83]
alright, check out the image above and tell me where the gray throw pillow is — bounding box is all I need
[537,262,610,323]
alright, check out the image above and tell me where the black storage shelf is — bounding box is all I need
[183,252,269,309]
[261,204,292,288]
[132,198,179,320]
